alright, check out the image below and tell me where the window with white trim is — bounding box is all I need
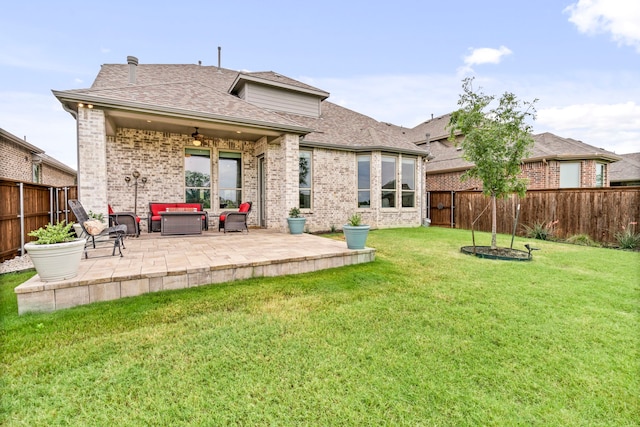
[381,155,397,208]
[595,163,605,187]
[401,157,416,207]
[299,150,312,209]
[219,151,242,208]
[560,162,581,188]
[185,148,211,208]
[357,154,371,208]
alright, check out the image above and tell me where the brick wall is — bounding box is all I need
[78,108,425,232]
[40,163,76,187]
[427,159,610,192]
[0,136,34,182]
[77,107,108,217]
[1,135,76,186]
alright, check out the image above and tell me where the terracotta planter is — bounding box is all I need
[24,239,85,282]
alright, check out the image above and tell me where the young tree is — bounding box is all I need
[448,77,537,249]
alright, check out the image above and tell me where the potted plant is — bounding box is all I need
[287,207,306,235]
[343,213,370,249]
[24,221,85,282]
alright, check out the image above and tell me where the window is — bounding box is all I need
[560,162,581,188]
[595,163,605,187]
[32,163,41,184]
[299,150,312,209]
[401,158,416,207]
[184,148,211,208]
[381,155,396,208]
[357,155,371,208]
[219,151,242,208]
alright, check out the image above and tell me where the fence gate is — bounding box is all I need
[427,191,455,227]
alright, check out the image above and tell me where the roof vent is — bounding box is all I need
[127,56,139,84]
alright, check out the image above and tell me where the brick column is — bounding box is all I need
[77,107,108,217]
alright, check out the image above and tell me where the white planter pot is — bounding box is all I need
[24,239,85,282]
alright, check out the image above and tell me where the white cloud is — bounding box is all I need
[301,74,461,128]
[303,73,640,155]
[457,46,513,75]
[565,0,640,52]
[0,91,77,168]
[537,102,640,153]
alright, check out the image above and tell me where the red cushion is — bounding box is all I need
[108,205,114,214]
[220,214,226,221]
[239,203,250,213]
[150,203,175,216]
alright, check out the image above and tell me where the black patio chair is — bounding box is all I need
[68,199,127,258]
[109,204,140,237]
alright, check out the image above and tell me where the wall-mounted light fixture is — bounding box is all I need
[191,127,204,146]
[124,171,147,216]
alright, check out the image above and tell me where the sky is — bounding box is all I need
[1,0,639,169]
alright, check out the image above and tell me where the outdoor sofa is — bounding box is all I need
[148,202,209,233]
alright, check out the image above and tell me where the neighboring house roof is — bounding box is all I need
[609,152,640,184]
[53,60,430,156]
[0,128,77,176]
[0,128,44,154]
[409,115,621,173]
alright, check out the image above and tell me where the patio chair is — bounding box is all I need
[68,199,127,258]
[108,204,140,237]
[218,202,252,233]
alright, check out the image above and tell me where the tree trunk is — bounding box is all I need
[491,194,497,249]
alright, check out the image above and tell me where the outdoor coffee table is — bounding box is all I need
[160,211,204,236]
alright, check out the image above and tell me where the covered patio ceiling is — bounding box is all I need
[104,109,287,142]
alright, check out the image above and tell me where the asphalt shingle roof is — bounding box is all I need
[609,152,640,182]
[57,61,430,155]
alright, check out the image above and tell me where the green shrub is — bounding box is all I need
[522,220,558,241]
[614,222,640,250]
[566,234,600,247]
[347,213,362,226]
[27,221,76,245]
[288,207,301,218]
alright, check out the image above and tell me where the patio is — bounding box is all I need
[15,230,375,314]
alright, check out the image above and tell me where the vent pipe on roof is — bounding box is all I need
[218,46,221,70]
[127,56,138,84]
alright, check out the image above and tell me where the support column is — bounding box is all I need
[77,107,108,217]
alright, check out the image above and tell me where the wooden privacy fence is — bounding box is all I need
[429,187,640,244]
[0,179,77,262]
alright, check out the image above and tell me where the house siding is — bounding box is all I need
[243,83,321,117]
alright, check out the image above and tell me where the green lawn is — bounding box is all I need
[1,227,638,426]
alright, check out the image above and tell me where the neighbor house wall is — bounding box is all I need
[40,163,76,187]
[0,136,35,182]
[427,159,610,192]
